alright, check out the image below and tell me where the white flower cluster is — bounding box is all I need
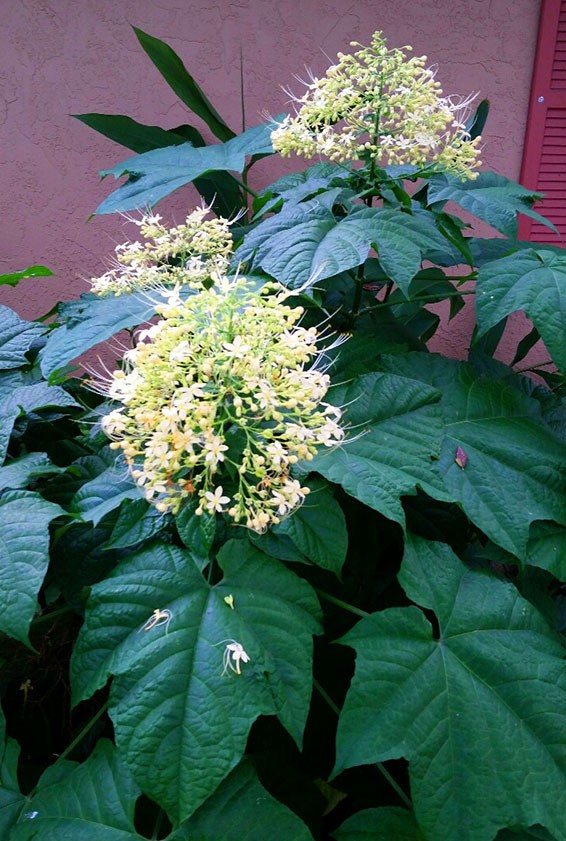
[271,31,482,179]
[90,208,234,296]
[96,216,345,532]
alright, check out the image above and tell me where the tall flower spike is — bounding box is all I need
[271,31,482,179]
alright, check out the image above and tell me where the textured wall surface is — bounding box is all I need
[1,0,542,360]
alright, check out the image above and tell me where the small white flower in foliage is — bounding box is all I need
[271,31,482,179]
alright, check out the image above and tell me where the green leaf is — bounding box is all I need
[71,541,321,822]
[0,491,64,645]
[0,709,24,837]
[476,249,566,370]
[74,112,189,153]
[0,452,61,491]
[238,203,451,294]
[103,497,167,550]
[0,306,44,370]
[428,172,556,239]
[175,499,216,562]
[171,758,314,840]
[0,381,80,464]
[333,807,425,841]
[335,534,566,841]
[272,479,348,574]
[39,291,167,377]
[436,363,566,558]
[309,372,450,527]
[465,98,490,141]
[96,119,277,215]
[133,26,235,142]
[0,265,52,288]
[9,740,141,840]
[68,460,141,526]
[527,521,566,580]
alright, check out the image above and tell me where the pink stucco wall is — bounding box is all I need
[1,0,542,361]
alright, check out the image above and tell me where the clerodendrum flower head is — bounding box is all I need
[98,226,344,531]
[271,31,482,179]
[91,208,234,296]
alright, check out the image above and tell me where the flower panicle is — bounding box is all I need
[98,253,345,533]
[270,31,482,179]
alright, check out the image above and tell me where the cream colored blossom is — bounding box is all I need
[90,207,235,296]
[100,264,345,531]
[271,31,481,179]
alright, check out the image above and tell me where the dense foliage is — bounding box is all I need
[1,28,565,841]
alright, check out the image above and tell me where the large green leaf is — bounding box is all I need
[436,364,566,558]
[71,541,321,822]
[103,497,167,550]
[171,759,314,840]
[333,807,425,841]
[335,535,566,841]
[39,291,166,377]
[95,119,277,214]
[9,740,141,841]
[476,249,566,370]
[238,203,451,293]
[0,491,64,645]
[428,172,556,239]
[0,306,44,370]
[309,372,450,527]
[378,353,566,559]
[132,26,235,143]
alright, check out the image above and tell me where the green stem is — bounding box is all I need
[313,679,412,809]
[315,588,369,619]
[358,287,475,316]
[231,175,258,199]
[54,700,110,766]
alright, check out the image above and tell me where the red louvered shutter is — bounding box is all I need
[520,0,566,243]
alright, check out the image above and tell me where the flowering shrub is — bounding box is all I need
[1,27,566,841]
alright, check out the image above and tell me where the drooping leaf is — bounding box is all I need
[271,479,348,574]
[0,491,64,645]
[237,202,451,294]
[0,265,52,288]
[133,26,235,142]
[170,758,315,841]
[309,372,450,527]
[9,740,141,841]
[0,306,44,370]
[39,291,166,377]
[333,807,425,841]
[175,499,216,563]
[428,171,557,239]
[95,119,278,215]
[476,249,566,370]
[71,541,321,823]
[335,534,566,841]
